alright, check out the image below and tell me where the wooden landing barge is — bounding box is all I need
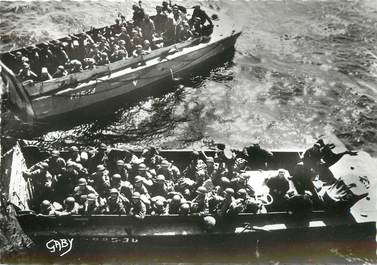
[0,7,241,122]
[2,143,375,258]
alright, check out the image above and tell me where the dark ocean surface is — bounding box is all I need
[1,0,377,155]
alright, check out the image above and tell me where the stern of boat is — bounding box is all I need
[0,60,36,122]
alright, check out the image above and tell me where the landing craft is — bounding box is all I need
[2,141,375,260]
[0,7,241,123]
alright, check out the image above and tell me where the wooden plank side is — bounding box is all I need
[7,143,30,211]
[26,39,196,98]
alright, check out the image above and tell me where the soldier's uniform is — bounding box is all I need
[73,178,99,203]
[79,194,106,215]
[111,174,133,201]
[130,193,147,219]
[58,197,81,215]
[111,160,129,181]
[217,188,237,216]
[191,187,209,215]
[88,143,109,172]
[23,162,55,203]
[45,150,66,177]
[151,199,168,216]
[151,175,174,197]
[168,195,183,214]
[107,189,129,214]
[155,160,181,182]
[90,165,111,197]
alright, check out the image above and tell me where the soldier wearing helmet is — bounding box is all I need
[80,193,106,215]
[265,169,297,210]
[183,151,206,180]
[156,160,180,182]
[135,164,153,186]
[179,203,190,216]
[151,198,168,216]
[52,65,68,78]
[111,173,133,201]
[90,164,111,197]
[39,200,57,215]
[133,175,151,201]
[217,188,237,216]
[17,62,38,82]
[151,174,174,198]
[73,178,98,203]
[58,197,81,216]
[111,159,130,182]
[88,143,109,172]
[140,147,162,169]
[44,149,66,177]
[130,192,146,220]
[168,194,183,214]
[190,186,209,215]
[67,146,82,163]
[23,161,54,203]
[106,188,128,214]
[234,189,261,214]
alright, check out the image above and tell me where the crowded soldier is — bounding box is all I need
[79,193,106,215]
[106,188,129,214]
[90,165,111,197]
[130,192,147,219]
[7,2,213,82]
[57,197,81,216]
[25,139,364,220]
[17,62,38,82]
[52,65,68,78]
[111,173,133,200]
[73,178,98,204]
[39,200,58,216]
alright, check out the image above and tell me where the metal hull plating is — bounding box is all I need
[16,213,376,257]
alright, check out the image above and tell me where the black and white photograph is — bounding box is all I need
[0,0,376,263]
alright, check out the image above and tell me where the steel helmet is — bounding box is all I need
[138,163,146,171]
[110,188,118,194]
[161,160,169,167]
[132,192,141,199]
[96,164,105,172]
[41,200,51,207]
[220,177,230,184]
[112,174,121,180]
[70,146,79,152]
[78,178,87,185]
[51,150,60,157]
[196,186,207,194]
[65,197,75,203]
[237,189,247,196]
[116,160,125,166]
[134,175,144,183]
[172,195,181,202]
[156,175,165,182]
[224,188,235,195]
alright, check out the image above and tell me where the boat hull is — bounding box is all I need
[16,213,376,259]
[30,33,239,121]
